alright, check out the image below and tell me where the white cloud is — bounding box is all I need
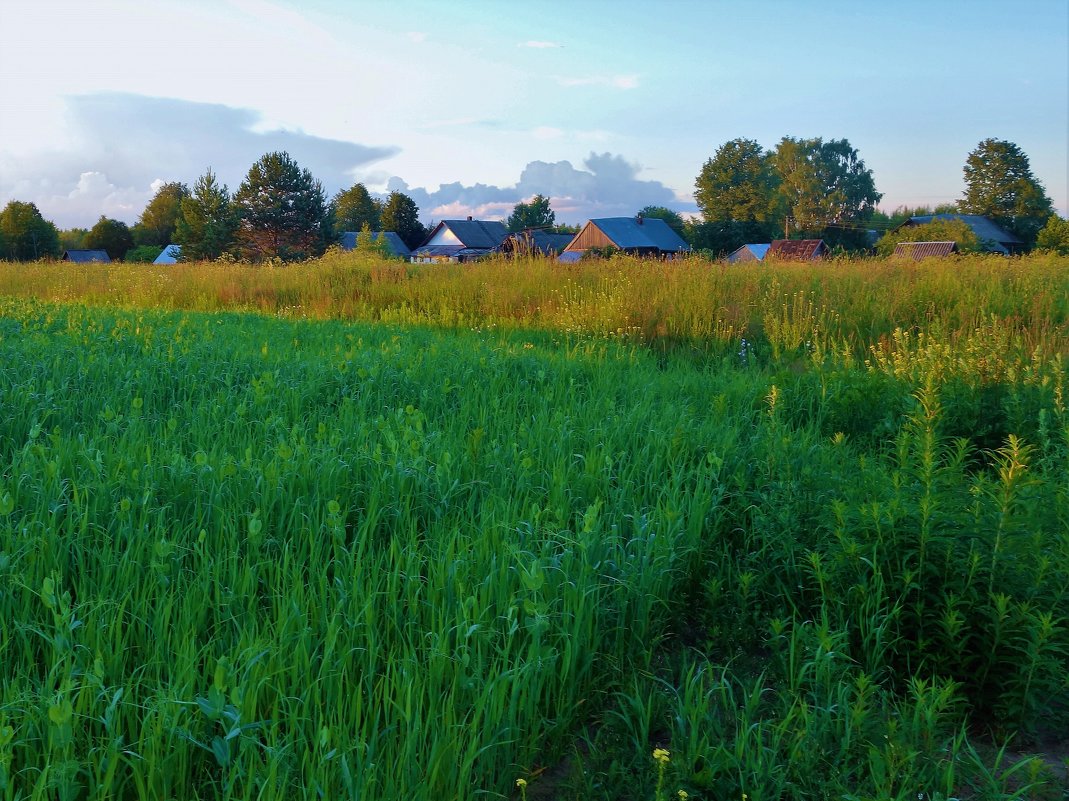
[520,40,561,49]
[407,31,427,43]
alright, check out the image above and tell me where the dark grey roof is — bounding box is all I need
[411,244,495,259]
[62,249,111,263]
[339,231,412,258]
[589,217,690,252]
[502,230,575,255]
[428,219,509,249]
[903,214,1022,252]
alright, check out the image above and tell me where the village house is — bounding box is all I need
[561,216,690,260]
[891,241,959,260]
[411,218,509,263]
[339,231,413,259]
[499,229,575,257]
[726,243,770,263]
[896,214,1023,255]
[62,249,111,263]
[766,239,828,260]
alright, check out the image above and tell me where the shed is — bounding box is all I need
[726,243,770,263]
[153,245,181,264]
[562,216,690,257]
[412,218,509,263]
[892,241,959,260]
[896,214,1022,255]
[767,239,828,261]
[339,231,412,259]
[62,249,111,263]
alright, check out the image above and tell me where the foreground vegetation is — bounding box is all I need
[1,252,1067,799]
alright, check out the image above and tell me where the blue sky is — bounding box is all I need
[1,0,1066,228]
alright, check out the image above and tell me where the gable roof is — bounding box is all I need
[892,241,959,259]
[767,239,827,260]
[573,217,690,253]
[62,249,111,263]
[339,231,413,258]
[900,214,1022,253]
[153,244,181,264]
[420,219,509,250]
[726,243,770,262]
[501,230,575,256]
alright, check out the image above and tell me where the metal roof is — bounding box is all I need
[892,241,959,259]
[768,239,827,260]
[726,243,770,262]
[339,231,413,257]
[902,214,1022,253]
[502,230,575,255]
[62,249,111,263]
[586,217,690,252]
[424,219,509,250]
[153,244,181,264]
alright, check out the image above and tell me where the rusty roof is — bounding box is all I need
[767,239,827,260]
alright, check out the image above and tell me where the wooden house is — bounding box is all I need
[499,230,575,257]
[895,214,1023,255]
[561,216,690,258]
[891,241,959,260]
[726,243,770,263]
[62,249,111,263]
[411,218,508,263]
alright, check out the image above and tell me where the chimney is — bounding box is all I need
[467,215,473,221]
[636,214,644,225]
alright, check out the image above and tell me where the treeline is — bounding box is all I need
[2,137,1067,263]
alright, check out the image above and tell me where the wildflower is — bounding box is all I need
[515,779,527,789]
[653,747,670,764]
[678,792,689,800]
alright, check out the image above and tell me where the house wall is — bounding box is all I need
[564,223,613,252]
[425,227,462,246]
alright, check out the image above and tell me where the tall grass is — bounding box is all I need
[1,251,1067,798]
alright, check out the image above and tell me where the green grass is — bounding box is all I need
[1,252,1067,799]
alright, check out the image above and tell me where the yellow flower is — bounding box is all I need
[515,778,527,788]
[678,792,689,800]
[653,747,670,764]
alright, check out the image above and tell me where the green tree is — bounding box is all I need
[771,136,882,236]
[332,183,381,237]
[380,191,426,249]
[694,138,780,226]
[685,218,771,257]
[233,151,330,261]
[125,245,165,263]
[356,221,395,258]
[175,169,239,261]
[134,182,189,246]
[0,201,61,260]
[85,216,134,261]
[506,194,555,232]
[58,228,88,252]
[636,206,686,237]
[961,138,1054,247]
[1035,215,1069,255]
[875,218,980,257]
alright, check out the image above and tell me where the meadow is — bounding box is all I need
[0,251,1067,800]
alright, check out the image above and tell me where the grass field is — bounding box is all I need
[1,252,1067,799]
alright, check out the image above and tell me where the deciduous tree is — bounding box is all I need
[85,215,134,261]
[771,136,881,235]
[380,191,426,249]
[332,183,381,237]
[175,169,239,261]
[506,194,555,232]
[961,138,1054,247]
[0,201,61,260]
[875,218,980,257]
[694,138,779,226]
[1035,215,1069,254]
[134,182,189,246]
[636,205,686,237]
[233,151,330,261]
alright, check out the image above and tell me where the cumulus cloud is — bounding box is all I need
[385,152,689,224]
[0,93,399,227]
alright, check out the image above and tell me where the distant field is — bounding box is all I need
[1,255,1067,799]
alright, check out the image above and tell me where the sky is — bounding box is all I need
[1,0,1066,229]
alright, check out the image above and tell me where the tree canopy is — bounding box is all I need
[233,151,330,261]
[771,137,882,236]
[332,183,381,237]
[380,191,426,248]
[134,182,189,246]
[636,206,686,237]
[960,138,1054,247]
[1035,216,1069,255]
[506,194,555,232]
[85,216,134,261]
[694,138,779,226]
[175,169,239,261]
[0,201,61,261]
